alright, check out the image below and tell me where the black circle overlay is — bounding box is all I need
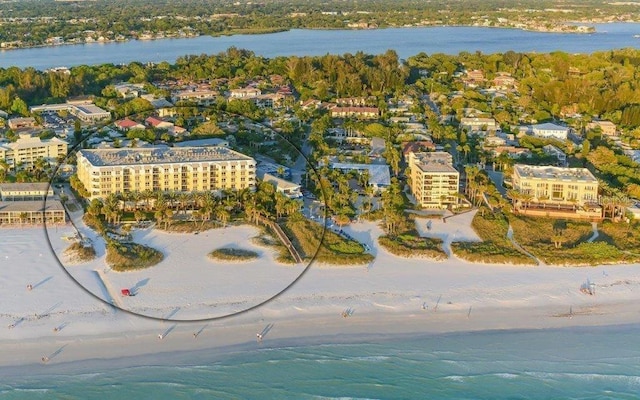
[44,107,328,322]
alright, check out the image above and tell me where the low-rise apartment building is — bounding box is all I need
[76,146,256,200]
[0,182,65,224]
[512,165,598,206]
[0,182,53,201]
[408,151,459,209]
[0,134,68,169]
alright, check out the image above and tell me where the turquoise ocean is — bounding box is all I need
[2,324,640,399]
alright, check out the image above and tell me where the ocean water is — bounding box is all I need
[2,325,640,399]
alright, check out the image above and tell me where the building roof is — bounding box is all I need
[0,182,52,193]
[78,146,253,167]
[74,103,109,115]
[0,200,64,212]
[5,135,68,150]
[331,162,391,187]
[514,164,597,182]
[173,138,229,147]
[532,122,568,132]
[256,171,300,190]
[115,118,143,128]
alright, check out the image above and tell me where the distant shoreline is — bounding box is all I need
[0,23,598,54]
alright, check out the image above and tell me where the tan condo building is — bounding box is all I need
[76,146,256,200]
[408,151,459,209]
[0,134,68,169]
[512,165,598,206]
[511,164,602,220]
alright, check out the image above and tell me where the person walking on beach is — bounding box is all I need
[256,333,263,342]
[158,334,164,340]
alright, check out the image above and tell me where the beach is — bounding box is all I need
[2,212,640,372]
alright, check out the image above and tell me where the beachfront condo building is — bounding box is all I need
[0,182,65,224]
[76,146,256,200]
[0,134,68,169]
[408,151,460,209]
[511,164,599,207]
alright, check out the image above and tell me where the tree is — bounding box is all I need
[10,97,28,116]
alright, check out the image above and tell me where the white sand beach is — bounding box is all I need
[2,212,640,369]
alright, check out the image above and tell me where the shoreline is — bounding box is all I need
[2,223,640,374]
[0,23,613,54]
[2,300,639,372]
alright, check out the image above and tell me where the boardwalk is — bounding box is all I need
[257,216,303,264]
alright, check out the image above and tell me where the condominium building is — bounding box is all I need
[408,151,459,209]
[511,164,599,207]
[0,182,65,224]
[76,146,256,200]
[0,134,68,169]
[0,182,53,201]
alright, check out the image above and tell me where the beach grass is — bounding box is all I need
[378,229,447,260]
[509,215,639,265]
[252,229,297,264]
[208,247,259,262]
[451,208,533,265]
[282,218,374,265]
[64,241,97,263]
[106,240,164,271]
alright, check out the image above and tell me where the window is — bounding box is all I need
[552,184,563,200]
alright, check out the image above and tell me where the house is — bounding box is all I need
[300,99,322,110]
[587,120,617,137]
[460,117,498,133]
[114,118,145,131]
[171,89,218,106]
[528,122,569,140]
[145,116,174,130]
[330,107,380,120]
[229,87,261,99]
[257,171,302,199]
[8,117,37,131]
[492,73,517,90]
[543,144,567,166]
[330,162,391,192]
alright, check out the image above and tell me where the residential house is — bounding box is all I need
[114,118,145,131]
[330,162,391,192]
[528,122,569,140]
[257,171,302,199]
[8,117,37,131]
[587,120,617,137]
[543,144,567,166]
[460,117,498,133]
[330,107,380,120]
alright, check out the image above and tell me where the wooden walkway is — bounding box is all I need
[257,216,303,264]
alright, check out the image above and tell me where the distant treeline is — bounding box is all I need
[0,0,638,47]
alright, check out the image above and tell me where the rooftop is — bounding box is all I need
[0,182,52,193]
[78,146,253,167]
[0,199,64,212]
[514,164,597,182]
[331,162,391,187]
